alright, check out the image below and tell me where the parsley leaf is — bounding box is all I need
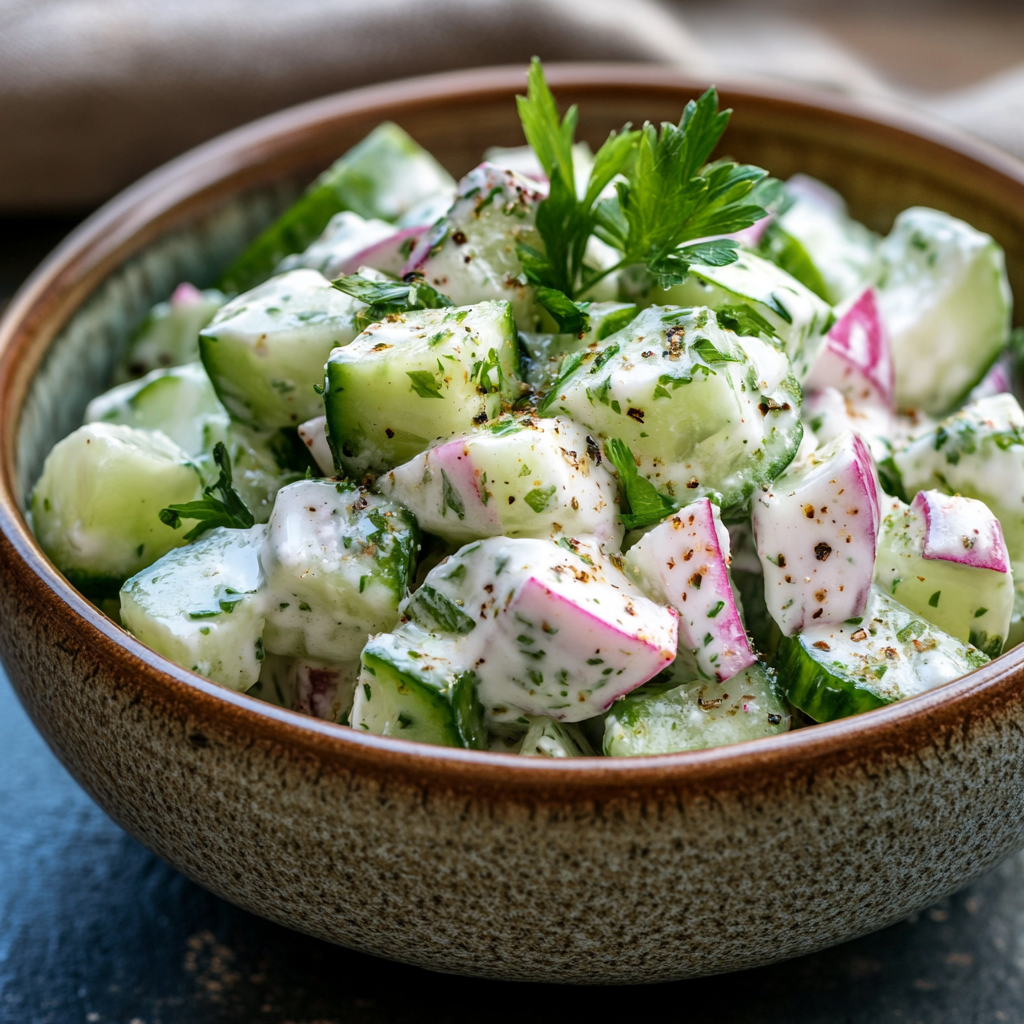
[535,286,591,335]
[592,90,771,289]
[515,58,639,301]
[603,438,679,530]
[524,485,556,512]
[515,62,771,302]
[159,442,255,542]
[440,469,466,519]
[332,272,453,331]
[406,370,444,399]
[714,303,780,340]
[404,584,476,635]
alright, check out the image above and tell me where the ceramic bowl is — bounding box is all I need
[3,65,1024,986]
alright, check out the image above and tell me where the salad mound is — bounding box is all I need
[31,61,1020,758]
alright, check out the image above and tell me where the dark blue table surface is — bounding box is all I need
[4,217,1024,1024]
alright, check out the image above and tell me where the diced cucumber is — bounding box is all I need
[541,305,803,513]
[260,479,419,662]
[758,176,879,305]
[773,586,989,722]
[119,525,266,691]
[85,362,230,457]
[603,662,789,756]
[113,284,225,384]
[649,250,834,381]
[226,424,312,524]
[893,394,1024,564]
[245,653,359,722]
[518,717,594,757]
[277,211,394,278]
[401,535,678,724]
[31,423,202,597]
[407,163,545,328]
[84,362,308,520]
[378,415,622,548]
[247,652,298,709]
[200,269,364,429]
[219,122,455,294]
[520,302,639,391]
[874,492,1013,657]
[323,300,523,476]
[349,627,486,748]
[874,207,1011,415]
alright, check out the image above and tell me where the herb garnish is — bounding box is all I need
[159,443,254,541]
[332,272,454,330]
[603,438,679,530]
[515,59,773,310]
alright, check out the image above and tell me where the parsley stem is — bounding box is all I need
[576,258,629,300]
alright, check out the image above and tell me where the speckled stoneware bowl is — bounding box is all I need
[4,66,1024,985]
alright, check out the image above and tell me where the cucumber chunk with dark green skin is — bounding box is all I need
[219,123,455,294]
[603,663,789,756]
[757,176,879,306]
[644,251,835,382]
[774,586,989,723]
[541,305,803,514]
[324,300,523,477]
[518,717,594,757]
[349,627,486,748]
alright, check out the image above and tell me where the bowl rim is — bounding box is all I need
[5,61,1024,796]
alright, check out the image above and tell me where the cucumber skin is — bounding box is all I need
[356,648,487,750]
[359,650,460,747]
[774,636,891,722]
[774,591,991,723]
[324,301,522,477]
[602,663,790,756]
[219,123,453,295]
[758,222,832,303]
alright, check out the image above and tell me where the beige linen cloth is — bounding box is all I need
[1,0,1021,210]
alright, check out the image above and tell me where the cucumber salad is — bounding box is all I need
[31,62,1021,758]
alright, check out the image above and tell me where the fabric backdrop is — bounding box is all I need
[1,0,1021,209]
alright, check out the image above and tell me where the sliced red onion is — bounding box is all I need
[913,489,1010,573]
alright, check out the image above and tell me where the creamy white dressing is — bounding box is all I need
[259,479,414,662]
[379,416,622,548]
[401,535,677,723]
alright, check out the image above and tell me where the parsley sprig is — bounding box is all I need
[159,442,255,541]
[515,59,774,309]
[332,272,453,330]
[603,438,679,530]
